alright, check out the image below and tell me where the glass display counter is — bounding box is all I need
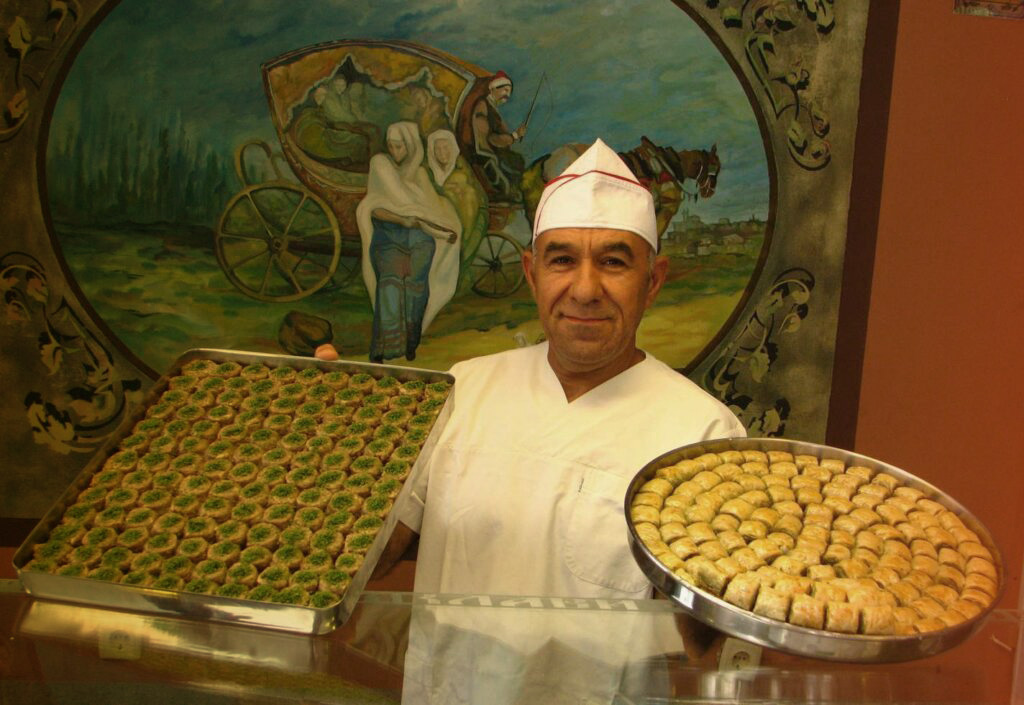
[0,579,1019,704]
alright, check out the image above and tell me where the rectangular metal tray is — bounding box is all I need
[13,348,453,634]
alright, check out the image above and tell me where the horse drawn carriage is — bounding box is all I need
[214,40,722,306]
[214,40,526,303]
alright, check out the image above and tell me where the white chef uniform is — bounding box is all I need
[398,341,746,598]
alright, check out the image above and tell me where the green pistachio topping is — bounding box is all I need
[242,363,268,378]
[199,377,227,393]
[88,567,121,582]
[164,555,192,574]
[321,569,350,587]
[395,444,420,460]
[183,578,215,594]
[152,575,183,590]
[281,527,309,544]
[179,538,206,555]
[98,507,125,524]
[346,533,375,550]
[216,583,249,598]
[353,516,384,533]
[58,563,88,578]
[271,484,297,499]
[196,559,224,576]
[246,585,276,601]
[324,511,352,531]
[120,528,145,543]
[218,424,246,440]
[362,393,389,408]
[309,591,340,608]
[363,496,390,513]
[307,384,332,401]
[227,563,256,580]
[157,510,185,526]
[304,551,333,569]
[249,526,272,541]
[266,504,293,520]
[251,379,276,395]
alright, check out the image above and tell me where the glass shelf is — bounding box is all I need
[0,581,1019,704]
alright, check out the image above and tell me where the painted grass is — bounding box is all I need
[55,224,761,374]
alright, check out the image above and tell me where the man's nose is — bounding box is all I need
[569,261,602,302]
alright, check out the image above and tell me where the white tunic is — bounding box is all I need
[399,342,746,598]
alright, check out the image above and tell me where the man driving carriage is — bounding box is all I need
[457,70,528,203]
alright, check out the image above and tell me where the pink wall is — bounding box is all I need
[856,2,1024,607]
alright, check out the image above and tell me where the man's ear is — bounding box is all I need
[645,254,669,308]
[521,246,538,295]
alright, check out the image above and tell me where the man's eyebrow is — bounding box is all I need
[597,241,637,260]
[542,240,637,258]
[541,241,576,255]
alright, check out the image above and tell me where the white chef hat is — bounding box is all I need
[531,138,659,252]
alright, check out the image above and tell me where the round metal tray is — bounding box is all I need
[625,437,1004,663]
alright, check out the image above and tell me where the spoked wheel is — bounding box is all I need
[469,231,525,298]
[215,182,341,302]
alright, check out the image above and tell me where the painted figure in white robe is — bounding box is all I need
[426,129,488,292]
[356,121,462,362]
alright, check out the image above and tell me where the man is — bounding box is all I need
[467,71,527,201]
[317,138,744,598]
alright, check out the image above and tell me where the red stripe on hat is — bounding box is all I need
[541,168,643,189]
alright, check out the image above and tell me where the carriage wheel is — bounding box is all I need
[470,232,525,299]
[215,182,341,302]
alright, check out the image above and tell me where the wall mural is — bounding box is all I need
[0,0,869,520]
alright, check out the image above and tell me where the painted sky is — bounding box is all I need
[52,0,769,222]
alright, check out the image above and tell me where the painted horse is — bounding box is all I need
[521,136,720,238]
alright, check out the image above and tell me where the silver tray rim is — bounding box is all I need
[625,437,1006,663]
[14,348,453,635]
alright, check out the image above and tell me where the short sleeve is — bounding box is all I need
[711,410,747,441]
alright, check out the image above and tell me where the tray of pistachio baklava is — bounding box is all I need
[14,349,452,634]
[626,438,1003,663]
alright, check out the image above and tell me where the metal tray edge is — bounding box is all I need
[624,437,1006,663]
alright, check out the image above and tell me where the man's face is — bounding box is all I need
[522,227,668,376]
[490,84,512,105]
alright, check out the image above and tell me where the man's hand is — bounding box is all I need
[371,521,417,579]
[513,124,527,142]
[314,343,339,361]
